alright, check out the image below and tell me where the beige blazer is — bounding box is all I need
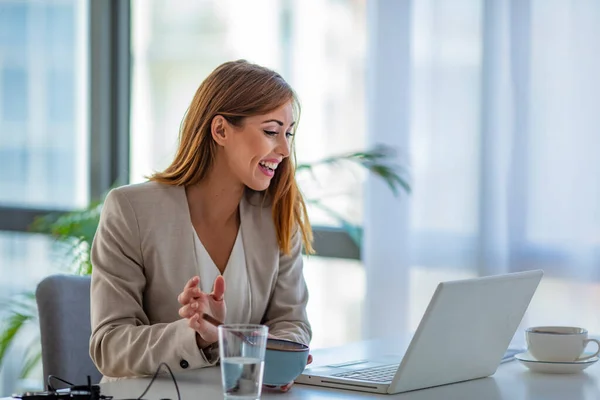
[89,181,311,379]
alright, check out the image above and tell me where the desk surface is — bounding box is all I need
[99,340,600,400]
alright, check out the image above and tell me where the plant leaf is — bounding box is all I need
[29,202,101,276]
[297,145,411,197]
[0,312,35,370]
[0,291,37,317]
[307,199,363,247]
[20,339,42,379]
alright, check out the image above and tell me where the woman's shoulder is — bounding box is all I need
[111,180,178,195]
[105,181,185,211]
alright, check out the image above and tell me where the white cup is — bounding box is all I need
[526,326,600,362]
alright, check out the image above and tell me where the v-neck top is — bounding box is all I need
[192,227,251,324]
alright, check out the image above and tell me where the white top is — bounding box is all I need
[193,228,251,324]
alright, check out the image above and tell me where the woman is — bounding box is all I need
[89,60,313,390]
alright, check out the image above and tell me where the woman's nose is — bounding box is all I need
[276,135,291,158]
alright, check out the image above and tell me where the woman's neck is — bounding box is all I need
[186,164,244,227]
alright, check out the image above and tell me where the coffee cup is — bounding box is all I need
[525,326,600,362]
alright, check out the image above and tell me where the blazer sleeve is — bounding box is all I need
[89,189,216,378]
[262,229,312,345]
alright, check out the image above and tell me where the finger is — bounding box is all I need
[178,286,203,305]
[307,354,313,365]
[188,313,216,341]
[179,276,199,300]
[179,294,209,318]
[178,301,200,318]
[185,276,200,290]
[188,312,210,331]
[211,275,226,301]
[188,313,202,331]
[280,382,293,392]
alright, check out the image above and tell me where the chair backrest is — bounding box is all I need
[36,274,102,386]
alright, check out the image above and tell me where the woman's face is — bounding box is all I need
[216,101,294,191]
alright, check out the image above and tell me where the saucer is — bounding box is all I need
[515,351,599,374]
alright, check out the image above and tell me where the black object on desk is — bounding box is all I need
[12,375,106,400]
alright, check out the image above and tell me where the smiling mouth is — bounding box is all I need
[258,161,278,178]
[259,161,278,172]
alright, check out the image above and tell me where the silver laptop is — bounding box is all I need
[296,270,543,394]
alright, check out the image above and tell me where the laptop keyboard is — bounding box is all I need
[329,348,523,383]
[332,364,399,383]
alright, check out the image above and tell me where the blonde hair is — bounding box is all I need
[150,60,313,254]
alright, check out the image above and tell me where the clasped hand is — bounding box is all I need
[177,275,226,345]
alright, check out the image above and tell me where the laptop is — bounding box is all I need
[296,270,543,394]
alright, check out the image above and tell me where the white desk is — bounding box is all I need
[99,340,600,400]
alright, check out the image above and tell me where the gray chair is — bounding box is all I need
[36,274,102,386]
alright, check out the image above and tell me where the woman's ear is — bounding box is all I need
[211,115,228,146]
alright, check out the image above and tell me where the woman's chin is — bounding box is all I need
[245,178,271,192]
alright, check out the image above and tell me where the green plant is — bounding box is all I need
[0,145,410,379]
[0,204,103,382]
[0,292,39,379]
[297,145,410,246]
[29,202,103,276]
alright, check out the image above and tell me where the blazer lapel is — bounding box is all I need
[240,194,278,322]
[174,185,202,277]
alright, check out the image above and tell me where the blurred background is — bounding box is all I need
[1,0,600,395]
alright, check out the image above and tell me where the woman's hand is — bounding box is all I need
[178,275,226,346]
[264,334,313,392]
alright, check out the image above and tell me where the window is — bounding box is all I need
[410,0,483,270]
[0,0,89,209]
[0,0,89,395]
[405,0,600,337]
[303,256,364,348]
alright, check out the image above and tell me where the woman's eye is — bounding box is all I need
[285,132,295,138]
[263,130,278,136]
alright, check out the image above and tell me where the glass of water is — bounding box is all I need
[218,324,269,399]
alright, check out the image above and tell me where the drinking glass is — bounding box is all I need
[218,324,269,399]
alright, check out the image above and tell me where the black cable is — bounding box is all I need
[135,362,180,400]
[43,363,179,400]
[47,375,74,391]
